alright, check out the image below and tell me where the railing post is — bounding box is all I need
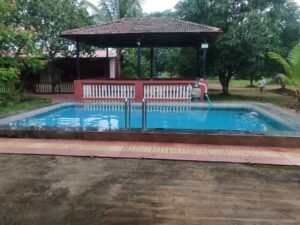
[135,80,144,101]
[74,80,83,101]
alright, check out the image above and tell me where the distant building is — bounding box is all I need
[33,50,118,93]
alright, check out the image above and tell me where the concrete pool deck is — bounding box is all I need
[0,138,299,166]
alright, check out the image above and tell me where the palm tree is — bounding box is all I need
[83,0,144,78]
[268,43,300,111]
[84,0,143,22]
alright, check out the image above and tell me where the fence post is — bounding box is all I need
[74,80,83,101]
[135,80,144,101]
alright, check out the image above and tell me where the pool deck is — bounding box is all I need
[0,138,299,166]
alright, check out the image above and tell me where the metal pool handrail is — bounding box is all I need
[142,98,148,130]
[124,98,132,130]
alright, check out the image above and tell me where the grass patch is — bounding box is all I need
[209,88,298,110]
[208,79,252,87]
[208,79,276,87]
[0,96,51,115]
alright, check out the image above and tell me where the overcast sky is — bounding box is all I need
[89,0,300,14]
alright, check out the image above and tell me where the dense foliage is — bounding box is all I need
[0,0,44,105]
[269,43,300,110]
[84,0,143,22]
[0,0,93,106]
[16,0,94,58]
[147,0,300,95]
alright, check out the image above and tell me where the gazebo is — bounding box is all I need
[60,18,222,101]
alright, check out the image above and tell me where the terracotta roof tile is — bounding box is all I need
[60,18,222,47]
[61,18,221,35]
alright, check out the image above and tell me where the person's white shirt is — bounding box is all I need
[259,78,266,87]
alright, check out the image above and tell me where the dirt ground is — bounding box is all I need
[0,155,299,225]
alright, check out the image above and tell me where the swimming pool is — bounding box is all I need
[0,102,299,136]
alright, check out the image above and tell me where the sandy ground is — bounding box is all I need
[0,155,299,225]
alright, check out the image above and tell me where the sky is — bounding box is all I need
[143,0,179,13]
[89,0,300,14]
[87,0,179,13]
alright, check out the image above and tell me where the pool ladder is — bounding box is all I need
[142,98,148,130]
[124,98,131,130]
[124,98,148,130]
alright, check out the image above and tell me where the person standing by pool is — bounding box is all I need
[258,77,266,93]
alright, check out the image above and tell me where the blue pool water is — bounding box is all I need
[3,104,294,134]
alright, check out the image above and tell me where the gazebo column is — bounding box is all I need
[106,48,109,78]
[202,46,207,79]
[196,45,200,78]
[137,41,141,79]
[201,40,209,79]
[76,41,81,80]
[150,47,154,79]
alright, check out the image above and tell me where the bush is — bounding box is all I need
[275,73,289,89]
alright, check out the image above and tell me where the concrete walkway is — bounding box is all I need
[0,138,299,166]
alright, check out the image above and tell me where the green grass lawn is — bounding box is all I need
[207,79,275,87]
[208,79,252,86]
[0,97,51,115]
[208,80,298,110]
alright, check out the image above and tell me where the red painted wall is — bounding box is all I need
[74,79,209,102]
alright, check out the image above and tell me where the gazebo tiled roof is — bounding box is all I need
[61,18,222,47]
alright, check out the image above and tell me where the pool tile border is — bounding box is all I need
[0,138,299,166]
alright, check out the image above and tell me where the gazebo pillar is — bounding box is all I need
[202,46,207,79]
[196,45,200,78]
[106,48,109,78]
[76,41,81,80]
[202,40,209,79]
[150,47,154,78]
[137,41,141,79]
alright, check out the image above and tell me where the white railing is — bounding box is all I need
[55,83,74,93]
[36,84,53,93]
[83,84,135,99]
[0,87,8,93]
[35,83,74,93]
[144,85,192,100]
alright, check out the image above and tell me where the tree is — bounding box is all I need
[16,0,94,59]
[174,0,300,95]
[12,0,94,93]
[0,0,44,104]
[122,48,150,78]
[84,0,143,22]
[268,43,300,110]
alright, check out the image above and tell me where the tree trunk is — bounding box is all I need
[18,71,31,92]
[222,83,229,95]
[250,76,254,87]
[218,68,232,96]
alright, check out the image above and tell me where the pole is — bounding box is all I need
[76,41,81,80]
[137,41,141,79]
[150,47,154,78]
